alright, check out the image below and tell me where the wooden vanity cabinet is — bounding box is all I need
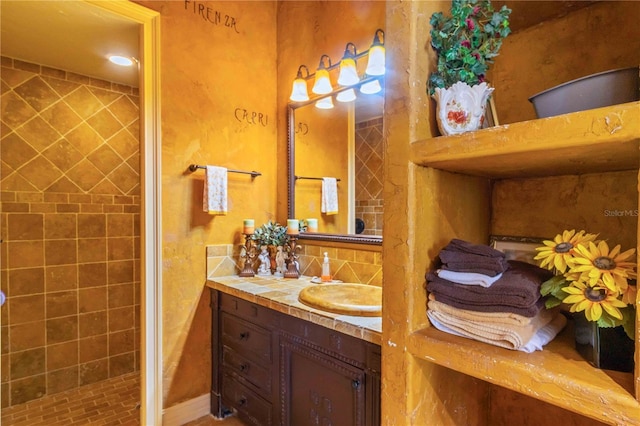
[210,289,381,426]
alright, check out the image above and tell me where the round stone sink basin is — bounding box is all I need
[298,283,382,317]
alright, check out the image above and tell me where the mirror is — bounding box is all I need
[288,77,384,245]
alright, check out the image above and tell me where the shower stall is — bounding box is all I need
[1,2,142,422]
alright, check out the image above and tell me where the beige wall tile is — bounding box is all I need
[46,315,77,344]
[78,359,108,386]
[78,311,107,338]
[45,265,78,292]
[79,335,107,364]
[44,240,77,266]
[46,365,78,395]
[10,347,45,380]
[44,213,77,239]
[10,374,46,405]
[9,321,45,352]
[45,291,78,319]
[78,287,107,313]
[47,341,78,370]
[78,262,107,289]
[8,267,44,296]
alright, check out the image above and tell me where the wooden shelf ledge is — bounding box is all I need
[410,102,640,179]
[407,324,639,425]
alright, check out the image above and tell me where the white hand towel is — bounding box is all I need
[321,177,338,215]
[519,313,567,353]
[436,269,503,288]
[203,166,227,215]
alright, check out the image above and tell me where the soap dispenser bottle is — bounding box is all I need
[321,252,332,282]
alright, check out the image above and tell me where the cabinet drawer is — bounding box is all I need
[222,374,273,426]
[219,293,279,327]
[223,346,272,394]
[221,313,273,365]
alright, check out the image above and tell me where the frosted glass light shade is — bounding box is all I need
[336,88,356,102]
[312,69,333,94]
[315,97,334,109]
[360,79,382,95]
[365,45,385,76]
[290,78,309,101]
[338,58,359,86]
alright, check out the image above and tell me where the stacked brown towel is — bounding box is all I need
[438,239,509,277]
[426,239,565,352]
[427,260,552,316]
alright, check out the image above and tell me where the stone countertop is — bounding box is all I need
[205,275,382,346]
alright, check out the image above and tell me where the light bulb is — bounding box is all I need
[337,88,356,102]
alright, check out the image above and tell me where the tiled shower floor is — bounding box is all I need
[1,372,140,425]
[1,372,247,426]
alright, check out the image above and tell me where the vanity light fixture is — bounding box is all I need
[289,65,310,101]
[365,29,385,76]
[336,88,357,102]
[315,96,334,109]
[360,79,382,95]
[337,43,359,86]
[312,55,333,95]
[108,55,135,66]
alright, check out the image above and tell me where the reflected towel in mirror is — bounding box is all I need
[321,177,338,215]
[203,165,227,215]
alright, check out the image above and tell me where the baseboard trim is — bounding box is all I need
[162,393,210,426]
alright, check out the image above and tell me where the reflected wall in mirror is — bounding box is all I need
[288,78,384,245]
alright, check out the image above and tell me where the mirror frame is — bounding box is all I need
[287,77,383,245]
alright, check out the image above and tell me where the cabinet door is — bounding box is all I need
[281,338,366,426]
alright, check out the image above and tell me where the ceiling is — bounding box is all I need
[0,1,600,91]
[0,1,140,87]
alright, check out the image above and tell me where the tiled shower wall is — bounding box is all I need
[355,117,383,236]
[0,57,140,408]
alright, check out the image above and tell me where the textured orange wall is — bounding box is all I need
[490,1,640,124]
[134,0,277,407]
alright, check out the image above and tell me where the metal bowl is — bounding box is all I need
[529,67,639,118]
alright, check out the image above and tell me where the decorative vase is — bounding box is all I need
[433,81,494,136]
[574,312,634,373]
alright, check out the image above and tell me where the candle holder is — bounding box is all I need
[284,235,300,279]
[239,233,256,277]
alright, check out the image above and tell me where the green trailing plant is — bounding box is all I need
[251,221,290,247]
[428,0,512,95]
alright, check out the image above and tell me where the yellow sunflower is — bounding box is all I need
[571,241,637,292]
[534,230,597,273]
[562,281,627,321]
[620,283,637,305]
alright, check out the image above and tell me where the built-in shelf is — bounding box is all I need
[410,102,640,179]
[409,101,640,424]
[408,323,639,425]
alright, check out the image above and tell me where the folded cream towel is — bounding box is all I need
[203,166,227,215]
[428,294,533,326]
[426,304,556,350]
[427,311,566,353]
[321,177,338,215]
[436,269,502,288]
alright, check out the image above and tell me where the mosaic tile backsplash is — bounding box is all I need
[207,242,382,286]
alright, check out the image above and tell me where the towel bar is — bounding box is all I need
[295,175,341,182]
[188,164,261,178]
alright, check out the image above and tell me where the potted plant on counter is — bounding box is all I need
[428,0,511,135]
[251,221,290,276]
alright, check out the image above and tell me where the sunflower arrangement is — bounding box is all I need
[535,230,637,340]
